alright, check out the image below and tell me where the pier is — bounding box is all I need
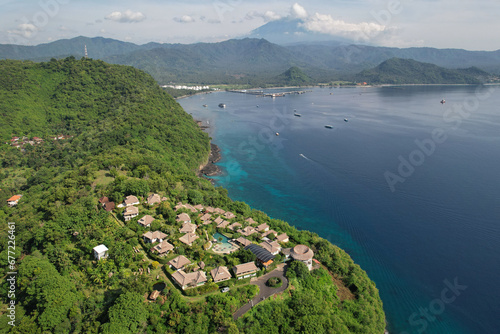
[228,89,309,98]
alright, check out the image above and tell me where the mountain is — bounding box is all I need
[1,36,499,85]
[275,66,311,86]
[247,18,355,46]
[356,58,491,84]
[0,58,386,333]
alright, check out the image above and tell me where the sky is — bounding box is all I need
[0,0,499,51]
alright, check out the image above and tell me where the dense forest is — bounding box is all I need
[0,58,385,333]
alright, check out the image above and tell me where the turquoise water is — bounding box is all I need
[180,86,500,333]
[213,232,230,244]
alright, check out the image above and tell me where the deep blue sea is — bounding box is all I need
[179,85,500,334]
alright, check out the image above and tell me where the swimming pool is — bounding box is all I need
[212,232,239,253]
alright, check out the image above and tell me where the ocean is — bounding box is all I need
[179,85,500,334]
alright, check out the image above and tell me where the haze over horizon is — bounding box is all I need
[1,0,499,51]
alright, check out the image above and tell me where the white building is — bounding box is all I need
[93,244,109,260]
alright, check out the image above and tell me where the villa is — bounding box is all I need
[210,266,232,283]
[147,193,162,205]
[228,222,242,231]
[262,230,278,238]
[205,206,215,213]
[194,204,204,211]
[179,222,197,234]
[257,223,269,232]
[233,262,259,279]
[151,240,174,256]
[171,270,207,290]
[276,233,289,243]
[260,240,281,255]
[235,237,252,247]
[214,216,224,225]
[93,244,108,260]
[123,195,140,207]
[176,213,191,223]
[143,231,167,244]
[238,226,258,237]
[290,244,314,270]
[123,206,139,221]
[216,220,230,229]
[214,208,225,214]
[138,215,155,227]
[224,211,236,219]
[7,195,22,207]
[168,255,191,270]
[245,217,258,225]
[179,233,199,246]
[200,213,212,221]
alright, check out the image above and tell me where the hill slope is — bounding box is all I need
[355,57,490,84]
[0,58,386,333]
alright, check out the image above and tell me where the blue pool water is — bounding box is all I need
[180,86,500,334]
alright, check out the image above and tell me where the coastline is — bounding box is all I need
[198,143,222,181]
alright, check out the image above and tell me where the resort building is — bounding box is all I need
[151,240,174,256]
[194,204,204,211]
[216,220,230,229]
[214,216,224,225]
[168,255,191,271]
[93,244,108,260]
[238,226,258,237]
[290,244,314,270]
[200,213,212,222]
[138,215,155,228]
[7,195,22,207]
[149,290,161,301]
[245,218,258,225]
[143,231,167,244]
[171,270,207,290]
[224,211,236,219]
[179,222,197,234]
[176,213,191,223]
[214,208,226,214]
[123,206,139,221]
[210,266,232,283]
[235,237,252,247]
[205,206,215,213]
[179,233,199,246]
[260,240,281,255]
[228,222,242,231]
[147,193,162,205]
[276,233,289,243]
[245,244,275,268]
[257,223,269,232]
[262,230,278,238]
[103,201,115,212]
[233,262,259,279]
[123,195,140,207]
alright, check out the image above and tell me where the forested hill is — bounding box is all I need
[356,57,491,84]
[0,58,386,333]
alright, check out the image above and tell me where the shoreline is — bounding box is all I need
[198,143,222,182]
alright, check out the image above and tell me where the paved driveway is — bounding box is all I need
[233,263,289,320]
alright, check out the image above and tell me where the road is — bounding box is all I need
[232,263,288,320]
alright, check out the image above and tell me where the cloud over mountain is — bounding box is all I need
[105,10,146,23]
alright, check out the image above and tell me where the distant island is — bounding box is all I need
[0,58,386,333]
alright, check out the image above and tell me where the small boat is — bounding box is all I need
[344,118,348,122]
[440,99,446,104]
[203,104,208,107]
[275,132,280,136]
[218,103,226,108]
[294,113,302,117]
[325,125,333,129]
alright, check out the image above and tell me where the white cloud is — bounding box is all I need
[8,23,37,38]
[246,10,281,22]
[300,12,387,41]
[105,10,146,23]
[173,15,196,23]
[291,3,308,19]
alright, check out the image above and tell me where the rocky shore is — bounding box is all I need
[199,143,221,178]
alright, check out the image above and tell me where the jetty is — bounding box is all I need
[228,89,309,98]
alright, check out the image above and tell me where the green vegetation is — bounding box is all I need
[274,66,311,86]
[356,57,492,84]
[267,277,282,288]
[0,58,385,333]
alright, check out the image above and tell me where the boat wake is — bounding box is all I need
[299,153,312,161]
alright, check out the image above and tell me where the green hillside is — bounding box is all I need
[356,57,490,84]
[0,59,386,333]
[275,66,311,86]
